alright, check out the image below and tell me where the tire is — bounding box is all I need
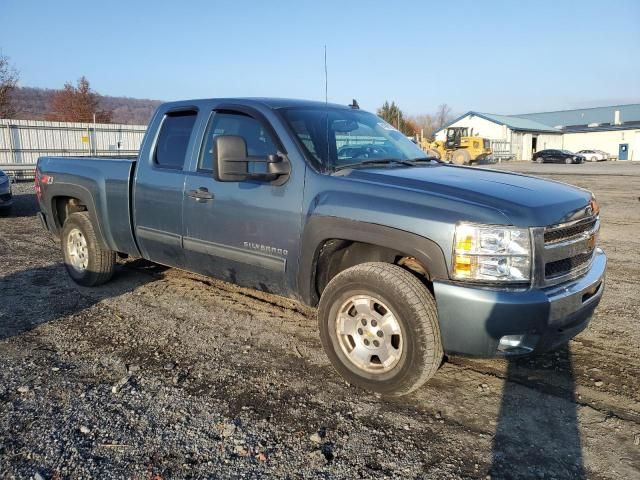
[61,211,116,286]
[565,157,572,164]
[318,262,443,396]
[535,156,544,163]
[0,206,11,217]
[451,149,471,165]
[591,156,598,162]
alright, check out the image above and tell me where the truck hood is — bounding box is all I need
[338,164,593,227]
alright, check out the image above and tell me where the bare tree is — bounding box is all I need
[434,103,453,131]
[0,54,19,118]
[47,76,112,123]
[410,113,436,139]
[409,104,455,140]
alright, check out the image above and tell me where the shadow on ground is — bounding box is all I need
[490,346,585,478]
[0,259,167,340]
[1,188,38,218]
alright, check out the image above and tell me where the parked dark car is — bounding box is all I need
[533,149,585,164]
[0,169,13,215]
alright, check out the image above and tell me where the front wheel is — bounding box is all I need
[318,263,443,396]
[61,211,116,286]
[565,157,573,164]
[451,149,471,165]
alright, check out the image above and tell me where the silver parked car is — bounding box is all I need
[577,149,609,162]
[0,169,13,215]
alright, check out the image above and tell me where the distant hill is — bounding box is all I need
[10,87,162,125]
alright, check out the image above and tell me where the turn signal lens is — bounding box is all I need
[456,235,474,252]
[453,255,473,277]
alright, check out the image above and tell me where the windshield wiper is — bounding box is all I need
[407,156,442,164]
[334,158,416,171]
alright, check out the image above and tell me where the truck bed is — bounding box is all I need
[36,155,140,256]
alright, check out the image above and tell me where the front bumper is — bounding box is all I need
[433,248,606,357]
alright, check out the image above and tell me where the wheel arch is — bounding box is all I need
[47,184,109,249]
[298,217,449,306]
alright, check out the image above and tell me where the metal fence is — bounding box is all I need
[490,139,514,161]
[0,119,147,178]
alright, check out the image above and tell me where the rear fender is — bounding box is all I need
[47,182,110,250]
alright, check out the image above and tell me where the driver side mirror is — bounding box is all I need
[214,135,290,184]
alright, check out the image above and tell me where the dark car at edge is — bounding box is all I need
[0,169,13,215]
[533,149,586,164]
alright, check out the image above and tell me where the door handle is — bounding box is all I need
[188,187,214,201]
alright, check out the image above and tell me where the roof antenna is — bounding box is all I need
[324,44,328,104]
[349,99,360,109]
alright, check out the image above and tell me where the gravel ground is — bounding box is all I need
[1,163,639,479]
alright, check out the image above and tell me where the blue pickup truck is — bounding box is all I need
[35,98,606,395]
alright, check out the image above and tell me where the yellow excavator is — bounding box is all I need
[419,127,492,165]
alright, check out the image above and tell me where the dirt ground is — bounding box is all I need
[1,162,639,479]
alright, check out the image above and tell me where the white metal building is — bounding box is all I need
[435,104,640,161]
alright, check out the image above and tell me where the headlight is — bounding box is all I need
[452,223,531,282]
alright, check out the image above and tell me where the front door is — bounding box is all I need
[619,143,629,160]
[182,108,305,295]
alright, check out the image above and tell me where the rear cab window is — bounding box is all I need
[154,110,198,169]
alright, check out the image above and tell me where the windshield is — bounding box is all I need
[281,107,428,169]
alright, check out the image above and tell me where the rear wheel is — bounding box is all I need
[61,211,116,286]
[591,156,598,162]
[535,156,544,163]
[318,262,443,396]
[451,149,471,165]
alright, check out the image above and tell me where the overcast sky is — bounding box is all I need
[2,0,639,116]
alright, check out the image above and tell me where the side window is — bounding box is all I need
[288,117,321,161]
[154,110,198,169]
[199,111,278,171]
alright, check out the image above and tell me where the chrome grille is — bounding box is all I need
[545,250,594,279]
[544,217,597,244]
[533,215,599,287]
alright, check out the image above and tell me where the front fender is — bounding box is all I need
[298,216,449,306]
